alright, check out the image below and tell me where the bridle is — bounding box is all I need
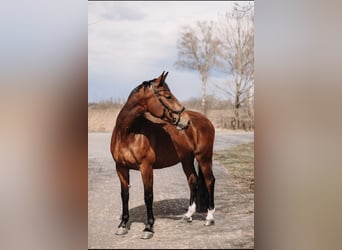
[152,85,185,126]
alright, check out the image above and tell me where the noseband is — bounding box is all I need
[152,86,185,126]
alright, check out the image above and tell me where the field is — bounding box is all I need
[214,142,255,191]
[88,102,253,132]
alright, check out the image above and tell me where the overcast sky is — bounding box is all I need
[88,1,243,102]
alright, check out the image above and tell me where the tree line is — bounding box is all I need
[175,2,254,130]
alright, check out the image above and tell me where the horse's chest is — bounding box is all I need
[114,135,152,167]
[113,143,135,166]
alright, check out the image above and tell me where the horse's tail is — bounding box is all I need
[196,162,209,213]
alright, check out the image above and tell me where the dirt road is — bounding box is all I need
[88,130,254,249]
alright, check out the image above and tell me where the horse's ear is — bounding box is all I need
[163,71,169,81]
[155,71,165,86]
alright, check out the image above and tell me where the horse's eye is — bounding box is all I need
[165,95,172,99]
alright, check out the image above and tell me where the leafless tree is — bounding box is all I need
[175,21,221,116]
[216,2,254,129]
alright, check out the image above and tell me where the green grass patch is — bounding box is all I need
[214,142,254,191]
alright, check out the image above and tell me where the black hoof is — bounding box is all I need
[115,227,128,235]
[141,231,154,239]
[204,219,215,226]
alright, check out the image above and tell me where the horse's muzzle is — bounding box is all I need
[176,120,191,130]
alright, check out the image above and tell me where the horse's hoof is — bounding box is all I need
[140,231,154,239]
[181,216,192,223]
[204,219,215,226]
[115,227,128,235]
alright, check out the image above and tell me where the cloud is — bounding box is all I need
[88,1,241,102]
[99,2,146,21]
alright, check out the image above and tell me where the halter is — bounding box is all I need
[152,86,185,126]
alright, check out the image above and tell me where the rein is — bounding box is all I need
[152,86,185,125]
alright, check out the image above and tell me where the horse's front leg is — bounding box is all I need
[115,165,130,235]
[140,164,154,239]
[181,158,198,222]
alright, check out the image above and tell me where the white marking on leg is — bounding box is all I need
[184,202,196,218]
[206,208,215,221]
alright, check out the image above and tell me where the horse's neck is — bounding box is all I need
[115,100,144,135]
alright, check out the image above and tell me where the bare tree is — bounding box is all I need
[175,21,221,116]
[216,2,254,129]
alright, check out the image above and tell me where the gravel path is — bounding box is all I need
[88,130,254,249]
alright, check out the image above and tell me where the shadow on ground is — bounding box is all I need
[125,198,206,228]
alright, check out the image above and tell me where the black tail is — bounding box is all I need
[196,163,209,213]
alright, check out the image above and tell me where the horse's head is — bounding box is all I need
[144,71,191,130]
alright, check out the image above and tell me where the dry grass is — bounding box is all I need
[88,107,119,132]
[214,142,254,191]
[88,105,250,132]
[88,95,254,132]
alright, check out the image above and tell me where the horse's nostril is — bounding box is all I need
[187,120,191,125]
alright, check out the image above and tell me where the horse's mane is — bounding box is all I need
[127,78,170,99]
[128,80,153,99]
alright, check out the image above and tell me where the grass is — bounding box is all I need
[214,142,254,191]
[88,102,254,131]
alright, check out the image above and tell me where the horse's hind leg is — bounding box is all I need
[181,156,198,222]
[197,158,216,226]
[115,164,130,235]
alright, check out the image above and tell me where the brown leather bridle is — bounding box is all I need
[152,86,185,126]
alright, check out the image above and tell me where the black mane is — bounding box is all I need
[128,80,152,99]
[127,78,170,99]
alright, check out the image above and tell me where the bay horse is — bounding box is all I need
[110,71,216,239]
